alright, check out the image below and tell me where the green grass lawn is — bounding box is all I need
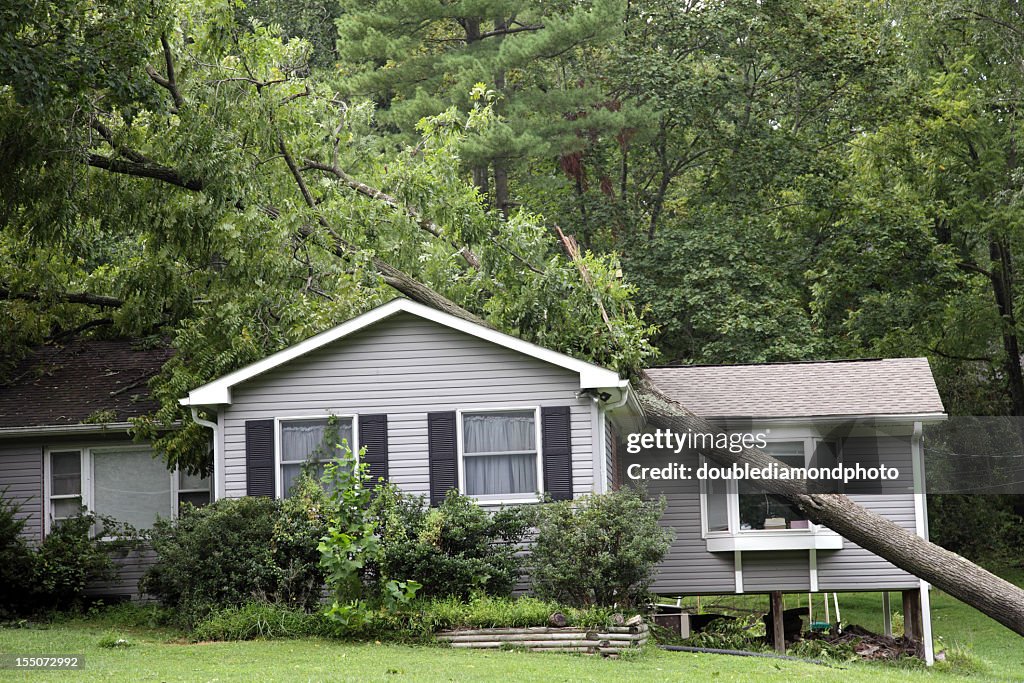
[1,573,1021,682]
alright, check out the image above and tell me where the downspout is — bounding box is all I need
[189,407,221,501]
[912,420,934,665]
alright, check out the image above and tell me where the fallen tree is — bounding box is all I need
[8,17,1023,640]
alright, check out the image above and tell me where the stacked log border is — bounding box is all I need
[435,623,649,655]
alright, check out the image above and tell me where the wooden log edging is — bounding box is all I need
[435,623,649,656]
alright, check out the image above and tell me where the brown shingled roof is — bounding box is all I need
[0,339,173,428]
[645,358,945,418]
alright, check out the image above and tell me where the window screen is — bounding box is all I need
[92,449,171,530]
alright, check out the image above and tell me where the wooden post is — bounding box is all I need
[770,591,785,654]
[902,588,922,651]
[882,592,892,637]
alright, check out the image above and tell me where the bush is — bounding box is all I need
[528,487,673,608]
[369,485,531,600]
[1,492,138,616]
[0,494,37,616]
[32,511,129,612]
[143,483,328,626]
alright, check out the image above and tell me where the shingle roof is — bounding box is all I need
[0,339,173,428]
[645,358,945,418]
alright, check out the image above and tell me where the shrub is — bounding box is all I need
[143,488,327,626]
[368,485,531,600]
[32,511,132,613]
[0,494,36,616]
[1,493,136,616]
[528,487,673,608]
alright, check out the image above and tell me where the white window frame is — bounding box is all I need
[43,445,211,536]
[456,406,544,505]
[274,414,359,499]
[699,436,843,551]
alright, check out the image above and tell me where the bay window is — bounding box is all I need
[701,437,843,551]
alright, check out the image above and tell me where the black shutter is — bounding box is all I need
[360,414,389,485]
[245,419,275,497]
[542,406,573,501]
[428,411,458,505]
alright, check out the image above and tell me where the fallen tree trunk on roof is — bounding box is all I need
[635,372,1024,637]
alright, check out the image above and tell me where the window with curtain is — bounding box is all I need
[280,418,353,497]
[50,450,83,525]
[92,449,172,530]
[461,410,538,497]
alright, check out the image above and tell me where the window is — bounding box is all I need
[177,469,212,511]
[738,442,807,531]
[92,448,172,531]
[279,417,354,498]
[49,450,83,525]
[460,409,541,500]
[45,447,211,533]
[702,438,841,540]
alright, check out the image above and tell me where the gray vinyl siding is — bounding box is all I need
[221,313,596,499]
[643,448,738,595]
[85,548,158,599]
[817,435,918,590]
[742,551,811,592]
[0,444,43,543]
[643,434,920,595]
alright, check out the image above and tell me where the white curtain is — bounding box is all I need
[463,412,537,496]
[281,419,352,497]
[92,450,171,530]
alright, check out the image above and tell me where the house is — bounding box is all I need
[0,299,945,660]
[0,339,207,597]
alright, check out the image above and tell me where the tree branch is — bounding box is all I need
[147,34,185,111]
[479,23,544,39]
[302,158,482,269]
[0,287,124,308]
[87,154,204,191]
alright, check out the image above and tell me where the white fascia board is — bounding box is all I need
[181,298,623,406]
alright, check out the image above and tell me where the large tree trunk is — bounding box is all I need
[634,373,1024,636]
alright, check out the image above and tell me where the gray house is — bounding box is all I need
[0,298,945,660]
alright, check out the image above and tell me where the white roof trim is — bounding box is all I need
[181,298,625,406]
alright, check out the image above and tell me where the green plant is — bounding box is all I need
[686,614,769,652]
[368,485,530,600]
[32,511,134,613]
[418,595,633,631]
[0,493,36,616]
[97,633,134,648]
[191,602,334,642]
[528,487,673,608]
[143,493,327,626]
[317,443,387,626]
